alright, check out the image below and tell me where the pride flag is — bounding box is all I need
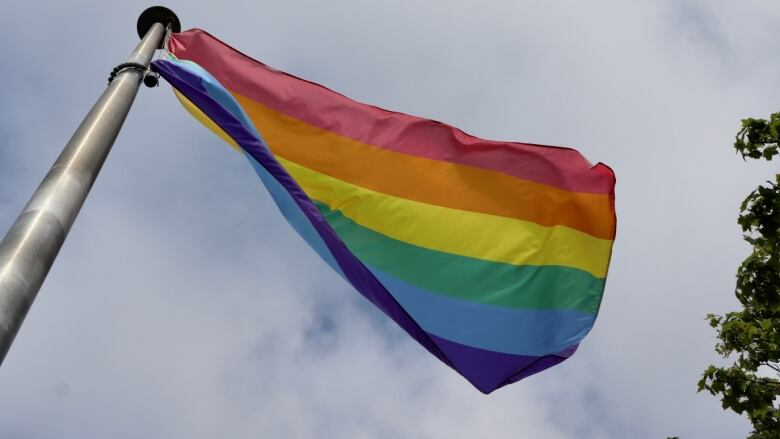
[152,29,616,393]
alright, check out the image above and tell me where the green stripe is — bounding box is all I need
[313,201,605,313]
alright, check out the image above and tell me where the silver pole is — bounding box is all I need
[0,7,180,364]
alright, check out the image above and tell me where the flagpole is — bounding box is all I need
[0,6,180,364]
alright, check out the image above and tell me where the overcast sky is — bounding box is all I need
[1,1,779,438]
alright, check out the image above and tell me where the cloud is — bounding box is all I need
[2,0,779,437]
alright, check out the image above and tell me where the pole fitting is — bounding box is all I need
[143,70,160,88]
[137,6,181,48]
[107,62,148,84]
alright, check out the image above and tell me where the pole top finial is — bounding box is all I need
[137,6,180,46]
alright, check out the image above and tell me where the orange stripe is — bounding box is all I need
[234,92,615,239]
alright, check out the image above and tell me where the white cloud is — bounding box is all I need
[2,0,779,437]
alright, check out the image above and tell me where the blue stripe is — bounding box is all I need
[370,268,594,356]
[174,60,263,140]
[244,152,344,276]
[171,60,344,277]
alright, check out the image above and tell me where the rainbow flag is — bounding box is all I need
[152,29,617,393]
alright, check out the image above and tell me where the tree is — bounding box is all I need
[699,113,780,438]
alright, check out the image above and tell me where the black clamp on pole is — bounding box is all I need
[108,62,149,84]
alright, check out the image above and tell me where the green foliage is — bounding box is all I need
[735,113,780,161]
[699,113,780,438]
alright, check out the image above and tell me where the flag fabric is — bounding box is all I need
[152,29,617,394]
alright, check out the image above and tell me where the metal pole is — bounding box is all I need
[0,7,180,364]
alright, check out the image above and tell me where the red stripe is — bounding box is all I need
[169,29,615,195]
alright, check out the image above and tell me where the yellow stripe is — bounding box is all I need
[277,157,612,277]
[172,89,242,152]
[171,87,611,277]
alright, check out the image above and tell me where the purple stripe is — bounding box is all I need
[153,58,562,393]
[430,334,577,393]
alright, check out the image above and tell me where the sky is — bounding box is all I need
[0,1,779,438]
